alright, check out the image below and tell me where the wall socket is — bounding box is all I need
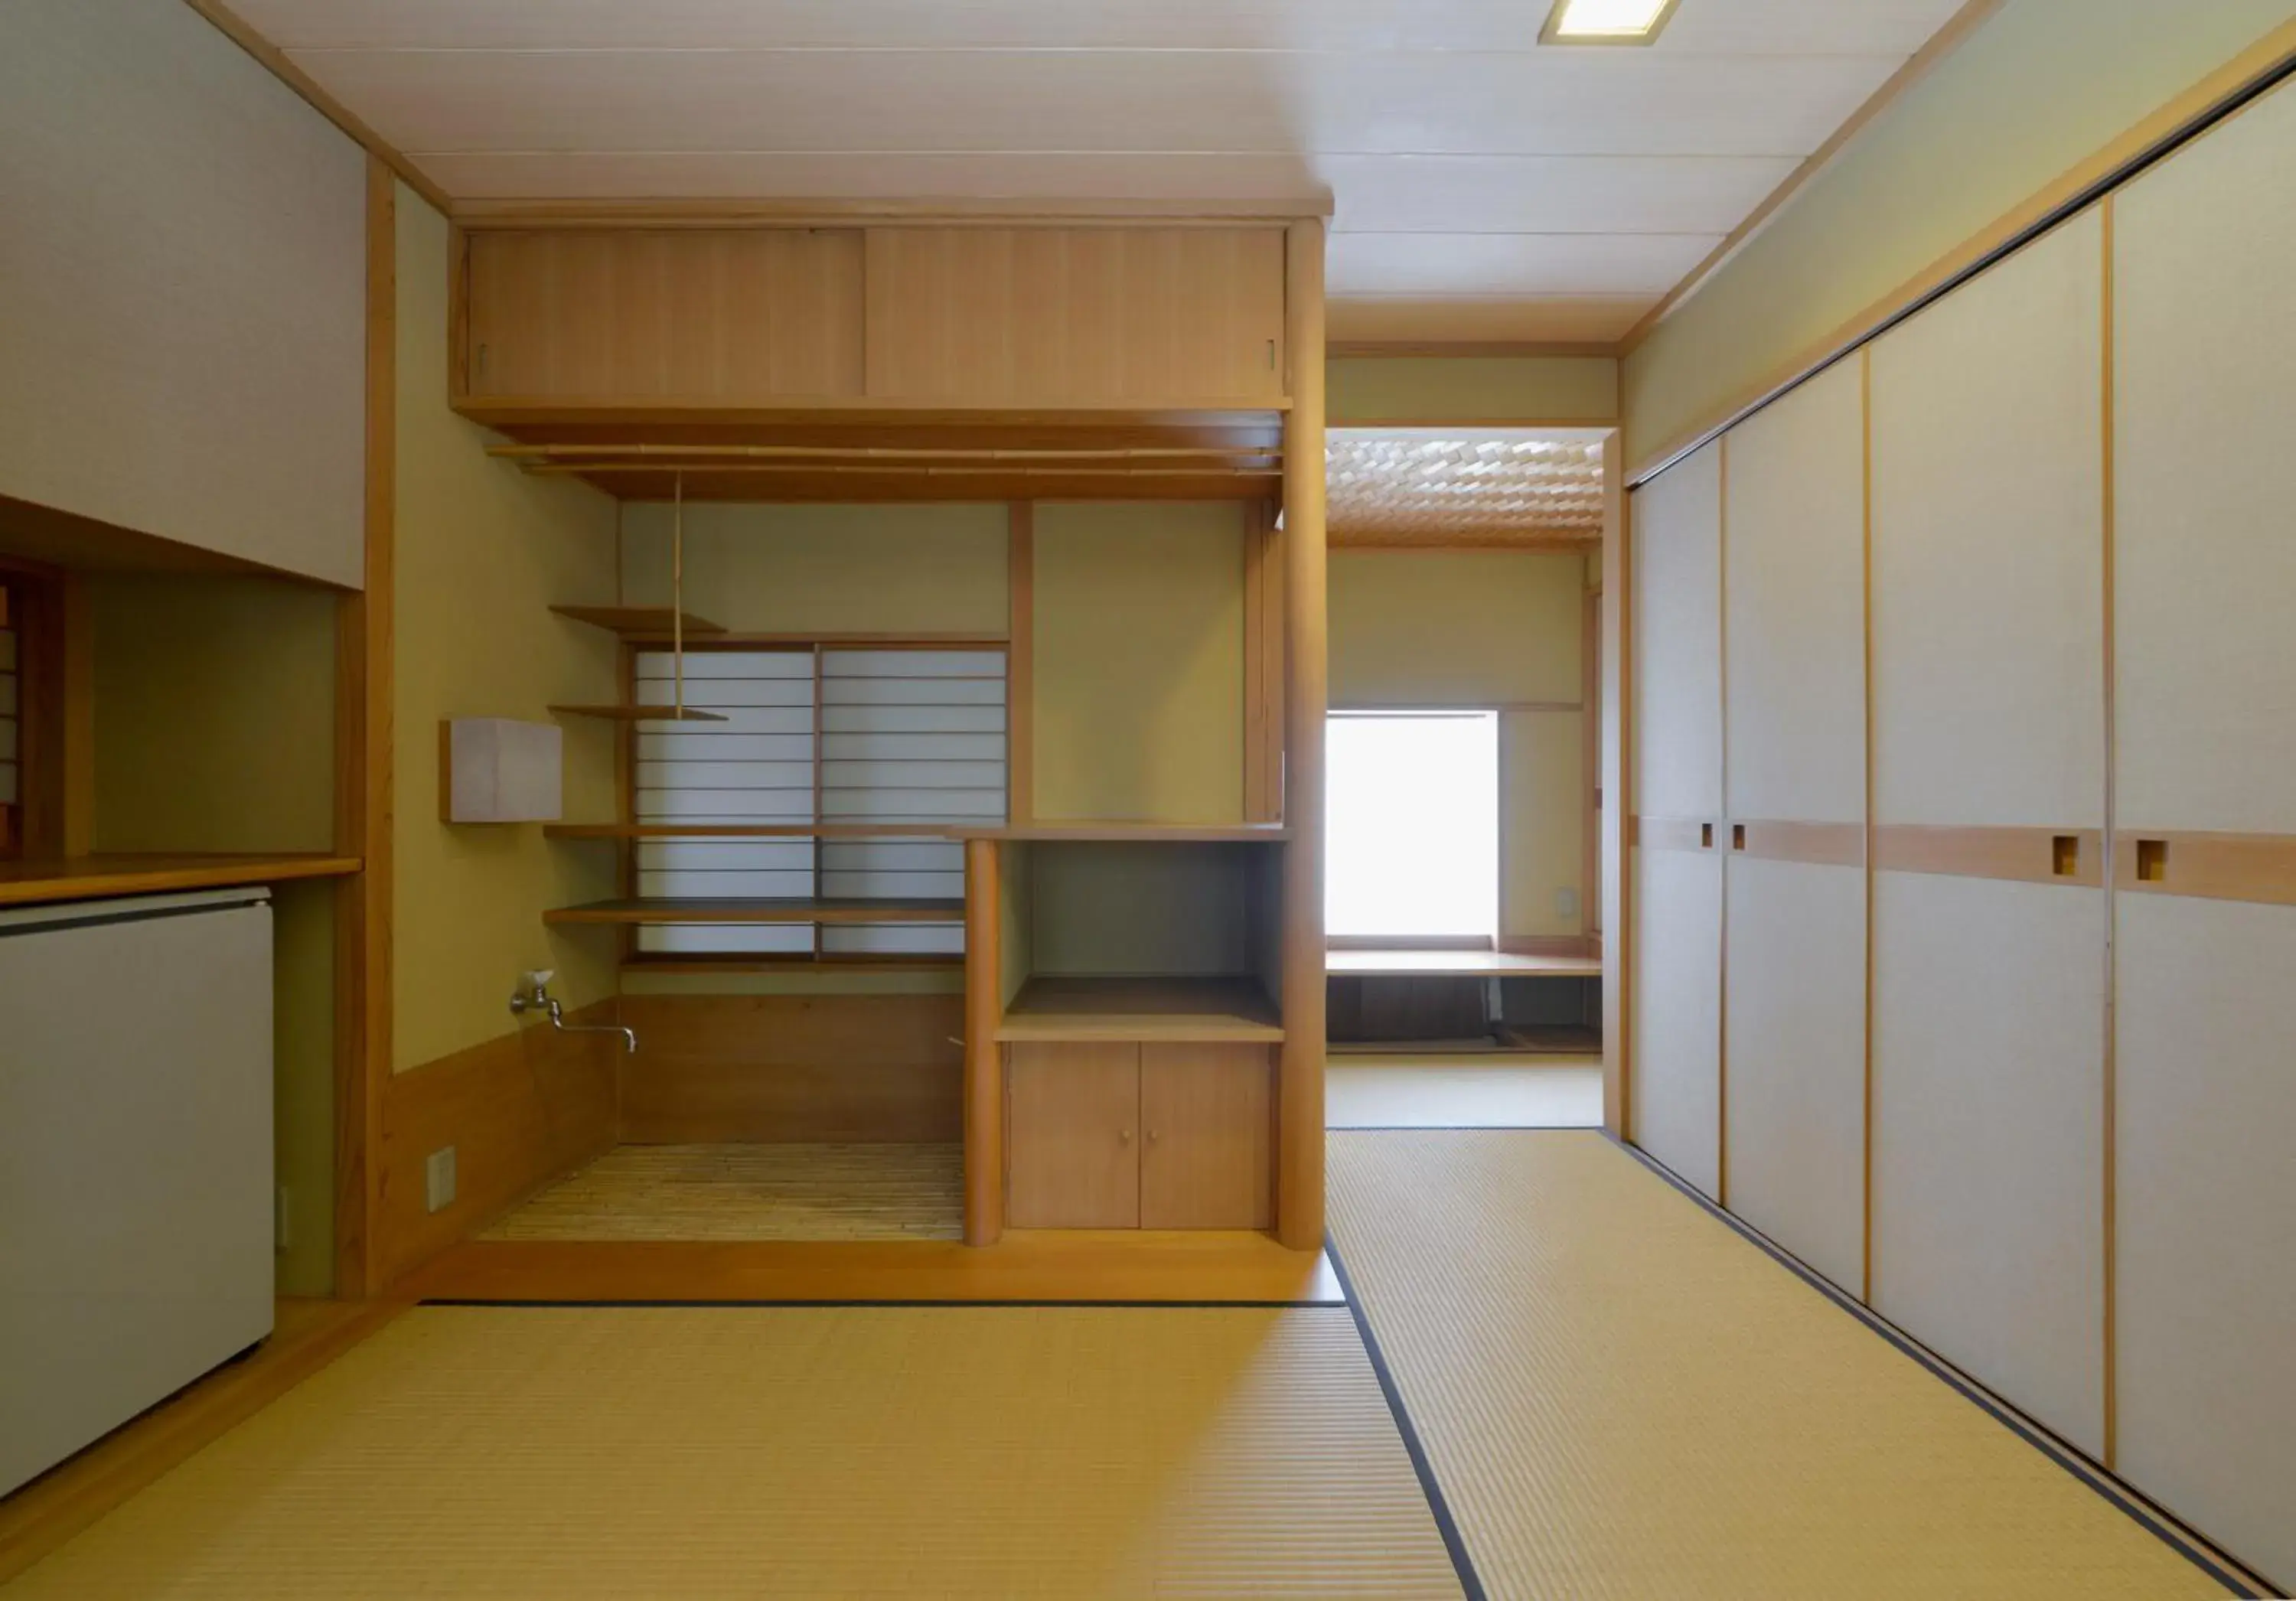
[1555,888,1580,920]
[426,1146,458,1215]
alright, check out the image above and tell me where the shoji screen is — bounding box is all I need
[1867,210,2108,1456]
[1719,359,1867,1296]
[2112,79,2296,1583]
[1629,440,1723,1199]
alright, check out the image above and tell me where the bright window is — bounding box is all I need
[1326,711,1499,940]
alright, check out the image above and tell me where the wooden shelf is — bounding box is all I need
[546,897,966,927]
[546,823,960,840]
[0,854,362,909]
[1326,949,1601,979]
[960,823,1290,843]
[550,605,726,637]
[996,977,1284,1043]
[548,704,729,723]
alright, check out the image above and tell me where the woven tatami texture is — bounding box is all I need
[1327,1129,2229,1601]
[8,1305,1460,1599]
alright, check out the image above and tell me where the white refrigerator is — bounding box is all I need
[0,888,276,1495]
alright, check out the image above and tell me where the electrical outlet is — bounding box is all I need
[275,1185,292,1250]
[1556,888,1580,920]
[426,1146,458,1215]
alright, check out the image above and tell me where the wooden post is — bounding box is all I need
[964,836,1003,1245]
[1276,219,1328,1251]
[1006,503,1034,826]
[334,155,396,1297]
[1600,432,1630,1139]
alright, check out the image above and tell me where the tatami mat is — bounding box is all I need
[1326,1058,1602,1128]
[482,1142,964,1242]
[5,1305,1461,1599]
[1327,1130,2233,1600]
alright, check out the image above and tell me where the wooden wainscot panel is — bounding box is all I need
[2113,830,2296,908]
[464,229,866,402]
[377,1007,621,1286]
[1872,823,2104,888]
[618,993,964,1144]
[863,227,1287,406]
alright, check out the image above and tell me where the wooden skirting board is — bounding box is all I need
[396,1232,1342,1306]
[375,1007,621,1288]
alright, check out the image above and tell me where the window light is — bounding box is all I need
[1541,0,1681,45]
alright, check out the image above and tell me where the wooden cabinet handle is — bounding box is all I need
[1118,1129,1133,1145]
[1146,1129,1160,1143]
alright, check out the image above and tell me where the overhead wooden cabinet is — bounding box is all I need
[1867,210,2108,1459]
[463,229,866,401]
[864,227,1287,406]
[1629,439,1724,1201]
[1718,358,1868,1296]
[2110,77,2296,1586]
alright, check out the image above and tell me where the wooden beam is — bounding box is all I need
[177,0,452,215]
[334,155,395,1299]
[1276,220,1329,1252]
[964,837,1004,1246]
[1600,434,1631,1140]
[1006,504,1034,827]
[451,197,1335,228]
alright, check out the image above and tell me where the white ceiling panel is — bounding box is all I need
[210,0,1985,345]
[293,48,1891,158]
[234,0,1967,57]
[1330,232,1718,297]
[1330,295,1658,344]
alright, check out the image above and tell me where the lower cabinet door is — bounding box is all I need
[1006,1042,1140,1228]
[1140,1043,1274,1229]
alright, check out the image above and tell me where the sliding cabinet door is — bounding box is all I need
[1868,209,2108,1456]
[1629,440,1724,1198]
[2112,78,2296,1583]
[1720,359,1868,1294]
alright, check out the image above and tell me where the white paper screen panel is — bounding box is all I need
[2115,893,2296,1586]
[1723,856,1866,1295]
[1629,847,1723,1201]
[2113,79,2296,834]
[633,647,1004,956]
[1870,871,2105,1456]
[1630,441,1723,822]
[1723,357,1867,825]
[1869,210,2106,830]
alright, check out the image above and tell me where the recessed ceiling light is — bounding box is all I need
[1540,0,1681,45]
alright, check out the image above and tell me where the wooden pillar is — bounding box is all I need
[1276,219,1328,1250]
[334,155,396,1297]
[964,836,1003,1245]
[1600,433,1631,1139]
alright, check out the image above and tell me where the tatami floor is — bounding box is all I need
[1326,1055,1603,1128]
[2,1130,2258,1598]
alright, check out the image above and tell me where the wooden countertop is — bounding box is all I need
[0,854,362,909]
[957,823,1290,843]
[1326,948,1602,978]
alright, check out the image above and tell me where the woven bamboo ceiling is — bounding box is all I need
[1327,430,1604,548]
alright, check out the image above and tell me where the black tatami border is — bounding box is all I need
[1600,1131,2279,1601]
[1323,1235,1489,1601]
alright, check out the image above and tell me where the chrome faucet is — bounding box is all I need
[510,970,637,1052]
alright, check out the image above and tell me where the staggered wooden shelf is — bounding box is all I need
[548,704,728,723]
[1326,948,1601,979]
[544,896,966,927]
[0,854,362,909]
[957,822,1291,843]
[550,605,725,637]
[545,823,961,840]
[996,977,1284,1043]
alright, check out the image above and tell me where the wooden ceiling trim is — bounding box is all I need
[452,196,1332,227]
